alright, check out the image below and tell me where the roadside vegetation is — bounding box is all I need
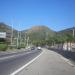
[0,43,7,51]
[32,33,75,51]
[0,23,75,51]
[0,38,8,51]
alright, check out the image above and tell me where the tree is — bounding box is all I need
[63,34,75,51]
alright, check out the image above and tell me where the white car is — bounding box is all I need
[37,47,41,50]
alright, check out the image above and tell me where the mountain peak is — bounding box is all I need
[27,25,53,33]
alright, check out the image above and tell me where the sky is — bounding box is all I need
[0,0,75,31]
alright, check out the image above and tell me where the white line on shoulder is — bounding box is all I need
[10,50,43,75]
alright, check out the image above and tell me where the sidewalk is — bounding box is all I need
[49,48,75,64]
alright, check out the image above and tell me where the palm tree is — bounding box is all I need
[64,34,74,51]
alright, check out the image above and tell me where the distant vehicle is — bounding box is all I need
[31,47,35,50]
[37,46,41,50]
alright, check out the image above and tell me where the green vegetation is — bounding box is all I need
[0,23,75,51]
[0,43,8,51]
[0,38,8,51]
[23,26,55,46]
[21,26,75,51]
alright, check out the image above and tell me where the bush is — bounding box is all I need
[0,43,8,51]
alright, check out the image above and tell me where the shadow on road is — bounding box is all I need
[48,48,75,62]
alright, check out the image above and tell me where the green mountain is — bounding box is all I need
[21,26,55,41]
[58,27,75,36]
[0,23,55,45]
[1,22,75,45]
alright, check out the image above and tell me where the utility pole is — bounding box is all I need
[24,32,27,48]
[17,24,21,48]
[17,24,20,48]
[19,31,21,46]
[73,27,75,37]
[46,31,48,40]
[17,30,19,48]
[11,24,13,45]
[27,36,29,47]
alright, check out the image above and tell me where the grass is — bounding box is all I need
[0,43,8,51]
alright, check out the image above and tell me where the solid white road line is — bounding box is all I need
[10,50,44,75]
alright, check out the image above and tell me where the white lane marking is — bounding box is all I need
[60,56,75,67]
[10,50,44,75]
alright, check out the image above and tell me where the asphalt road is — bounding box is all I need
[0,49,41,75]
[17,48,75,75]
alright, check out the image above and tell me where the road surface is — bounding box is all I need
[17,48,75,75]
[0,49,41,75]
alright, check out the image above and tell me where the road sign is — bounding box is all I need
[0,32,6,38]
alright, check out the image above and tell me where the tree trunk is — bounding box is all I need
[70,42,71,52]
[67,41,68,51]
[61,43,64,50]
